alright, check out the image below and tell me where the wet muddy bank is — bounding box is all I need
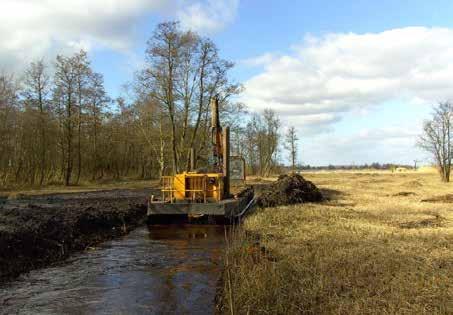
[0,189,152,281]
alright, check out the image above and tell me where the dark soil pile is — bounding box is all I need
[0,190,149,281]
[255,174,323,208]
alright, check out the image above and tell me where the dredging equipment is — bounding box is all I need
[148,97,252,222]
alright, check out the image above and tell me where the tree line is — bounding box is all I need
[299,163,413,171]
[0,21,291,188]
[0,51,111,187]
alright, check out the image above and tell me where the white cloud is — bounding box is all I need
[0,0,167,70]
[177,0,239,34]
[0,0,240,71]
[240,53,277,67]
[243,27,453,133]
[285,113,341,135]
[355,127,418,142]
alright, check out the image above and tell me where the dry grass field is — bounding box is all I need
[222,170,453,314]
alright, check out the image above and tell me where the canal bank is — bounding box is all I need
[0,189,151,281]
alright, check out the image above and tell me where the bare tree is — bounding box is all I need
[145,21,182,175]
[418,101,453,182]
[23,60,51,185]
[86,72,108,180]
[260,109,280,176]
[141,21,243,175]
[54,54,77,185]
[285,126,298,172]
[73,51,91,184]
[244,110,280,176]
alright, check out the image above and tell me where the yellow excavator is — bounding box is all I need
[148,97,252,222]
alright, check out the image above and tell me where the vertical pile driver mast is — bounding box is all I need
[211,95,223,174]
[210,96,230,196]
[159,96,230,204]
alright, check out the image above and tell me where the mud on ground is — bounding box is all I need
[0,189,152,281]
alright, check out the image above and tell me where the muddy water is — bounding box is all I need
[0,225,226,314]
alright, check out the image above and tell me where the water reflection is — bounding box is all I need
[0,225,225,315]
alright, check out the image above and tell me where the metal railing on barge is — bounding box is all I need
[160,173,223,203]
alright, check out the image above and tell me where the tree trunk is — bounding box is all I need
[38,86,46,186]
[65,94,73,186]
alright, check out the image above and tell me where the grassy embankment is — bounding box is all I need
[222,170,452,314]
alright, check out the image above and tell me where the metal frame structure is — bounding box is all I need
[148,96,241,220]
[161,173,223,203]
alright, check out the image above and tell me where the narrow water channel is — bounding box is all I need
[0,225,226,314]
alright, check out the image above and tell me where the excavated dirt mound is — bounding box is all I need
[255,174,323,208]
[0,190,150,281]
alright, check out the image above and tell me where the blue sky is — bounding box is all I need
[95,0,453,95]
[3,0,453,165]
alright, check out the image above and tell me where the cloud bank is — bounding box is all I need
[243,27,453,132]
[0,0,240,70]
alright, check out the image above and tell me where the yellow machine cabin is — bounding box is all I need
[161,172,224,203]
